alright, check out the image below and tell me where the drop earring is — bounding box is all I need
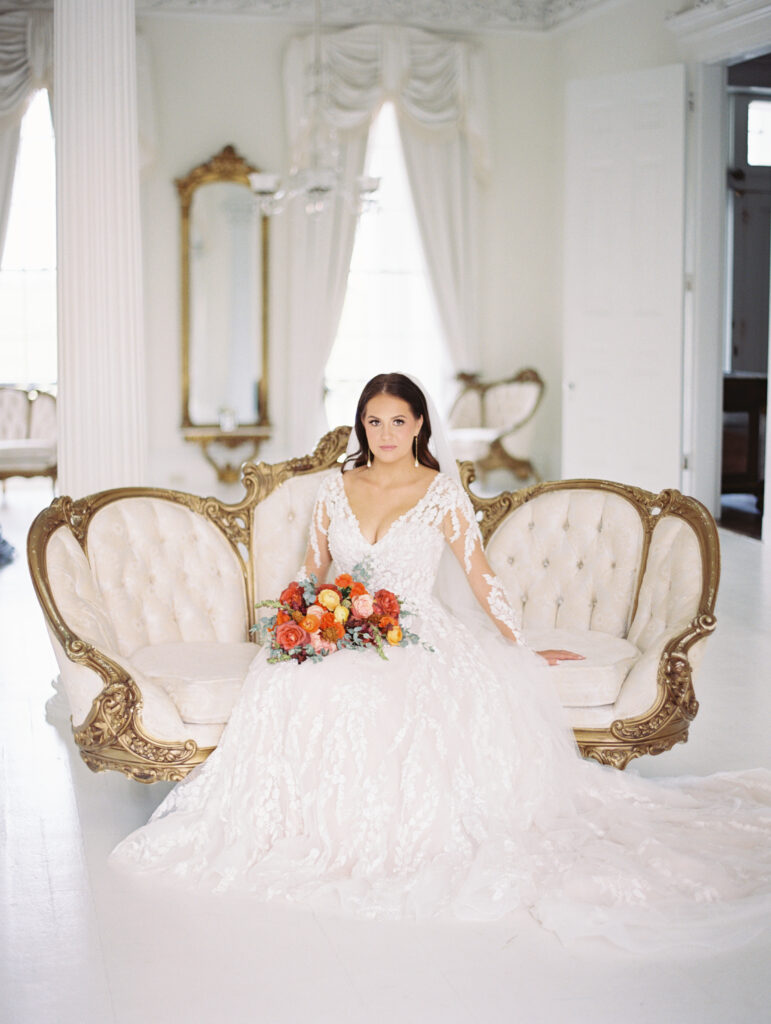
[414,435,419,468]
[366,447,372,469]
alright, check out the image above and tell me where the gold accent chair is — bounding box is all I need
[0,386,57,492]
[449,369,545,484]
[28,429,719,781]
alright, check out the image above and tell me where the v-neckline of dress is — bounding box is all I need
[339,472,442,547]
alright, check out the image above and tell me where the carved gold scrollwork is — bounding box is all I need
[199,498,251,550]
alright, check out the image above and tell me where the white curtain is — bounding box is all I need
[282,24,489,455]
[0,13,156,265]
[0,10,53,262]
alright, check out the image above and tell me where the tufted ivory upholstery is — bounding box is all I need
[486,490,644,637]
[0,387,29,440]
[627,516,703,651]
[86,498,248,655]
[252,470,336,604]
[28,428,718,780]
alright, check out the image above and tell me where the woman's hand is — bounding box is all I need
[536,649,585,666]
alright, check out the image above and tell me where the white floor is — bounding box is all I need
[1,478,770,1024]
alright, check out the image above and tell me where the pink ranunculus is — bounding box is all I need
[351,593,374,619]
[275,619,310,651]
[307,604,325,620]
[309,631,337,655]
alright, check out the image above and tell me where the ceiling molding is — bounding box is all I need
[134,0,613,33]
[667,0,771,63]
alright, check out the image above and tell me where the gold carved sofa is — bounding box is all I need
[28,428,719,782]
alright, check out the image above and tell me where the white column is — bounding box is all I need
[55,0,147,496]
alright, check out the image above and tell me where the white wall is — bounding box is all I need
[138,15,294,498]
[138,3,690,499]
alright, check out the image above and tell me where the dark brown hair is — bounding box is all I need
[344,373,440,472]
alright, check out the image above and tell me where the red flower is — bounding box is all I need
[335,573,353,590]
[373,589,400,620]
[279,581,306,612]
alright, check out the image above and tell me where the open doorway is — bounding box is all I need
[720,54,771,539]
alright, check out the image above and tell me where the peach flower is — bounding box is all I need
[310,632,337,655]
[351,593,374,618]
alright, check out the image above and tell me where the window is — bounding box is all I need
[747,99,771,166]
[0,90,57,387]
[324,103,453,427]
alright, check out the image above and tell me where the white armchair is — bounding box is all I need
[449,369,544,484]
[27,429,719,781]
[0,386,57,491]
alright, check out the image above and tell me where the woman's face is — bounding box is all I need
[362,393,423,467]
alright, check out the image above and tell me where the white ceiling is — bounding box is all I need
[133,0,615,33]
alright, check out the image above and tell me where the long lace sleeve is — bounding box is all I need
[439,478,523,644]
[299,476,333,581]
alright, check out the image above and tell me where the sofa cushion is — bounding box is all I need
[131,641,257,724]
[0,438,56,470]
[523,628,640,708]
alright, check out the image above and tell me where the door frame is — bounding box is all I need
[683,23,771,540]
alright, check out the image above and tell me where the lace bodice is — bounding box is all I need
[306,472,522,642]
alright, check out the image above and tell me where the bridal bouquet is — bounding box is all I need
[253,565,423,664]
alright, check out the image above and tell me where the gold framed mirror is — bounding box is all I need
[176,145,270,477]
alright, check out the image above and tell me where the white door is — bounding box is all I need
[562,64,687,492]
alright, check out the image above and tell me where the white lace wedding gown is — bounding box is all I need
[111,472,771,951]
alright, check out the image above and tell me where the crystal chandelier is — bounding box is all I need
[248,0,379,217]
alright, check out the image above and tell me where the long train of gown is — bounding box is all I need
[110,473,771,951]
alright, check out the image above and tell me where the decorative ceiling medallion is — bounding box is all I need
[135,0,611,33]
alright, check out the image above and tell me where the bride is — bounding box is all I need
[111,373,771,951]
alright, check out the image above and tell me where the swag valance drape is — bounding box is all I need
[0,10,52,261]
[282,24,490,455]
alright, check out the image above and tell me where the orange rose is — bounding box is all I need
[379,615,397,630]
[299,615,320,633]
[335,573,353,590]
[275,609,291,626]
[319,611,344,641]
[386,625,403,646]
[350,581,367,597]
